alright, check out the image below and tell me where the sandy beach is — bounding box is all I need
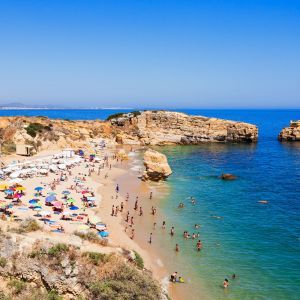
[0,142,186,299]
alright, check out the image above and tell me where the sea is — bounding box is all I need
[1,108,299,300]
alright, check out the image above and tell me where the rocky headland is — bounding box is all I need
[278,120,300,141]
[0,110,258,155]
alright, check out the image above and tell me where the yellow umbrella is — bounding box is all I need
[0,183,9,190]
[15,186,26,191]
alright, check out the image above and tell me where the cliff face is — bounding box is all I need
[0,116,112,153]
[0,111,258,154]
[110,111,258,145]
[278,121,300,141]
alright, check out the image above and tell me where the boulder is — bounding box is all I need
[278,120,300,141]
[142,149,172,181]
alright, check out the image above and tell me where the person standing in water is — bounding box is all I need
[175,244,180,252]
[223,278,229,288]
[196,240,202,251]
[170,227,175,236]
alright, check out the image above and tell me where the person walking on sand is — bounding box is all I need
[111,205,115,216]
[125,211,129,222]
[149,191,153,199]
[139,206,143,216]
[120,202,124,212]
[149,232,153,244]
[115,206,119,217]
[175,244,180,252]
[130,229,135,240]
[115,184,119,193]
[130,216,134,227]
[134,199,138,211]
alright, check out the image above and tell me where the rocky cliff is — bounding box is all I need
[278,120,300,141]
[110,111,258,145]
[0,111,258,155]
[142,149,172,181]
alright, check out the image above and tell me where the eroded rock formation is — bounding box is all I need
[110,111,258,145]
[142,149,172,181]
[278,120,300,141]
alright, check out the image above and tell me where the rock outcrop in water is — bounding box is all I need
[110,111,258,145]
[278,120,300,141]
[142,149,172,181]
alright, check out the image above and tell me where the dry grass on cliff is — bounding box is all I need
[0,240,163,300]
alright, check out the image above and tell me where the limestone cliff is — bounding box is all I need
[142,149,172,181]
[110,111,258,145]
[0,111,258,155]
[278,120,300,141]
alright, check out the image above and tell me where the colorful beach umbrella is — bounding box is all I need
[45,195,56,202]
[29,199,38,204]
[69,206,79,210]
[34,186,43,191]
[66,198,75,203]
[0,183,9,190]
[4,189,14,194]
[62,190,70,195]
[53,201,63,208]
[13,193,22,199]
[15,186,26,191]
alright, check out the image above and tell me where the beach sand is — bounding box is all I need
[0,143,207,299]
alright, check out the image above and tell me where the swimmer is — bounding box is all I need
[223,278,229,288]
[196,240,202,251]
[175,244,180,252]
[195,224,200,229]
[178,202,184,208]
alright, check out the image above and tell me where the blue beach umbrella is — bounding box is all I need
[47,192,57,196]
[34,206,42,211]
[69,206,79,211]
[34,187,43,191]
[62,191,70,195]
[45,195,56,203]
[4,189,14,194]
[29,199,38,204]
[99,231,109,237]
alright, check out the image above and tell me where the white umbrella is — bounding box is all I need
[58,164,66,170]
[9,178,23,184]
[38,169,49,174]
[40,210,51,216]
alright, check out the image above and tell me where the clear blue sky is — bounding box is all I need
[0,0,299,108]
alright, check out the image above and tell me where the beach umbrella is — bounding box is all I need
[99,231,109,237]
[40,210,51,216]
[87,197,96,201]
[34,206,42,211]
[53,201,63,208]
[34,186,43,191]
[81,190,89,194]
[29,199,38,204]
[66,198,75,203]
[47,192,57,196]
[13,193,22,199]
[69,205,79,210]
[9,178,23,184]
[62,190,70,195]
[95,223,106,231]
[4,189,14,194]
[15,186,26,191]
[45,195,56,203]
[0,183,9,190]
[77,224,89,232]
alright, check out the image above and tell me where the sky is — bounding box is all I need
[0,0,299,109]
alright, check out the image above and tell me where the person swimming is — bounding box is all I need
[223,278,229,288]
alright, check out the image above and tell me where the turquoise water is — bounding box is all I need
[1,108,299,299]
[154,110,300,300]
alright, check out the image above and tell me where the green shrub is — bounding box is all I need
[0,256,7,267]
[1,141,16,154]
[8,279,26,295]
[133,251,144,269]
[74,231,108,246]
[13,218,41,234]
[83,252,110,266]
[0,291,11,300]
[106,112,125,121]
[25,122,45,137]
[48,243,69,257]
[47,290,63,300]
